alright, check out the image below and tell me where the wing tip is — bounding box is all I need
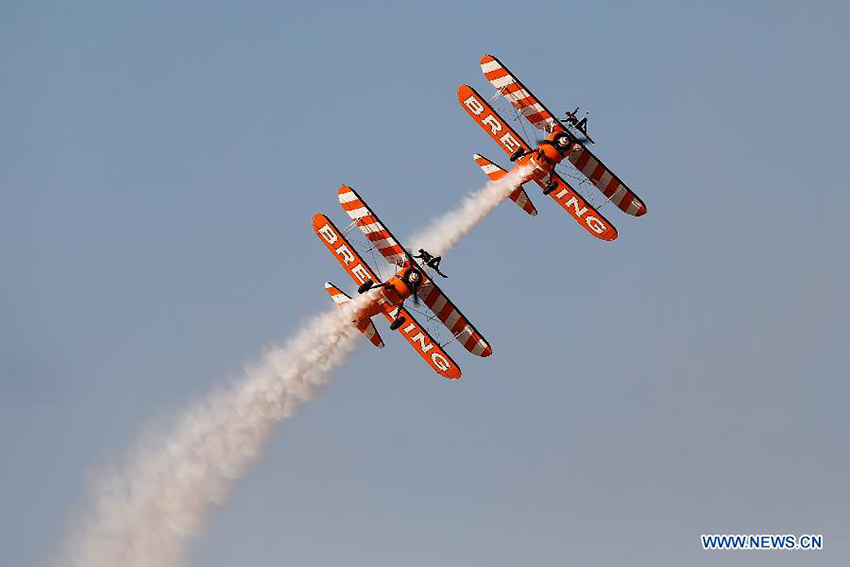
[457,83,473,98]
[311,212,328,228]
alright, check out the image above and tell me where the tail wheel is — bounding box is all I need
[543,180,557,195]
[358,280,375,294]
[510,149,525,162]
[389,316,406,331]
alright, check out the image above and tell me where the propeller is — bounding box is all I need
[410,270,422,305]
[401,266,423,305]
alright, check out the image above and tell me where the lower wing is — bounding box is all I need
[381,303,462,380]
[533,172,619,241]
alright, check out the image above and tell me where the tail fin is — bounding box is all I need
[473,154,538,217]
[324,282,384,348]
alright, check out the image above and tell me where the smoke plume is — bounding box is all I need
[410,165,531,256]
[55,169,529,567]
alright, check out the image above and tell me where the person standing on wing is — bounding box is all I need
[414,249,448,278]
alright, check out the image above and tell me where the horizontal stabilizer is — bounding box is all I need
[324,282,383,348]
[473,154,537,217]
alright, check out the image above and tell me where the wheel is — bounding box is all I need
[358,280,374,294]
[509,149,525,162]
[543,180,558,195]
[389,316,406,331]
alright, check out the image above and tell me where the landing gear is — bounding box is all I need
[509,148,526,162]
[543,180,558,195]
[358,280,375,294]
[389,316,406,331]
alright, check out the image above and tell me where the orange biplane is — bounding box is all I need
[458,54,648,242]
[312,185,492,379]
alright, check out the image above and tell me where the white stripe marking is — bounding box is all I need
[481,60,501,73]
[597,171,613,192]
[429,294,448,314]
[504,88,532,102]
[347,206,369,219]
[471,340,487,356]
[359,221,384,234]
[444,310,461,329]
[490,75,514,89]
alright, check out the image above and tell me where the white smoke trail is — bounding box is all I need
[410,165,532,256]
[53,293,379,567]
[55,169,529,567]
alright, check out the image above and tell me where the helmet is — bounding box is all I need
[407,271,421,284]
[557,135,570,148]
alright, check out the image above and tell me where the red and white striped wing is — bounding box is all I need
[473,154,537,217]
[567,146,647,216]
[416,275,492,357]
[480,54,561,133]
[338,185,406,265]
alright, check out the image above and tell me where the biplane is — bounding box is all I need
[458,54,648,242]
[312,185,492,379]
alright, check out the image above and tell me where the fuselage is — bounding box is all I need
[512,132,577,185]
[359,269,416,320]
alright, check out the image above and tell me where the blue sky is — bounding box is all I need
[2,1,849,565]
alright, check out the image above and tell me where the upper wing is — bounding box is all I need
[337,185,493,358]
[480,54,561,133]
[566,145,647,216]
[415,273,492,357]
[533,172,618,241]
[338,185,406,265]
[457,84,532,158]
[473,154,537,216]
[380,303,462,380]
